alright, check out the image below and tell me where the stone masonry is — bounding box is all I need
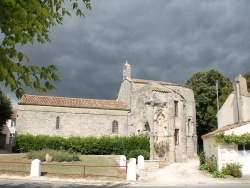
[17,61,197,162]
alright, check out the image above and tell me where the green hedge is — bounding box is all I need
[15,134,150,156]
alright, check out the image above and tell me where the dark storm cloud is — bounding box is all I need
[2,0,250,106]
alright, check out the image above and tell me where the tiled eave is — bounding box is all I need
[131,78,190,88]
[202,121,250,139]
[151,87,172,93]
[18,94,129,111]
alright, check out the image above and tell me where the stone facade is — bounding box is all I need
[17,61,197,162]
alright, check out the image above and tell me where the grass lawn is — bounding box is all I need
[0,154,126,180]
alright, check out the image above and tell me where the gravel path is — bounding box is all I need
[134,158,249,186]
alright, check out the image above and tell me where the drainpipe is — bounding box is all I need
[235,82,242,124]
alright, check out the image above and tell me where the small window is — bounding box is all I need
[56,116,60,130]
[174,101,178,117]
[245,144,250,150]
[187,118,191,134]
[112,120,118,133]
[174,129,179,145]
[238,144,244,151]
[239,144,250,151]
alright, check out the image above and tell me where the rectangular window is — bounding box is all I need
[238,144,244,151]
[174,129,179,145]
[238,144,250,151]
[245,144,250,150]
[9,134,15,145]
[174,101,178,117]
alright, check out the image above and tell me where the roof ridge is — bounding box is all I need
[202,120,250,139]
[131,78,190,88]
[19,94,128,110]
[23,94,120,102]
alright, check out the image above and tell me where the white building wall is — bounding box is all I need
[218,143,238,171]
[225,123,250,135]
[217,94,238,128]
[203,138,218,159]
[242,96,250,122]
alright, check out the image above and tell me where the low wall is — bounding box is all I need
[144,160,160,171]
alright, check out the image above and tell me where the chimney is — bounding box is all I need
[233,74,247,124]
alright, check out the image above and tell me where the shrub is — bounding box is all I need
[16,134,150,155]
[124,149,150,160]
[27,149,80,162]
[206,155,217,173]
[213,171,225,178]
[199,151,206,166]
[221,163,242,177]
[198,164,207,171]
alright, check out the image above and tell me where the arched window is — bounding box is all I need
[187,118,192,135]
[112,120,118,133]
[56,116,60,130]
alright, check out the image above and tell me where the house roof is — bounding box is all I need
[131,78,190,88]
[202,120,250,139]
[18,94,128,110]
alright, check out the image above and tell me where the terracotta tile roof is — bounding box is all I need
[202,120,250,139]
[18,94,128,110]
[151,87,173,93]
[131,78,190,88]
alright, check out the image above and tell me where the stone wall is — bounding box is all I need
[17,105,129,138]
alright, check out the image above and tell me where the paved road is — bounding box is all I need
[0,179,128,188]
[1,179,250,188]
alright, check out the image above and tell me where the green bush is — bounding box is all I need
[199,151,206,166]
[207,155,217,173]
[198,164,207,171]
[221,163,242,177]
[15,134,150,156]
[124,149,150,160]
[213,171,225,178]
[27,149,80,162]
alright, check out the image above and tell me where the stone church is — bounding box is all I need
[17,61,197,162]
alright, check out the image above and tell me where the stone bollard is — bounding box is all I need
[120,155,126,168]
[30,159,41,177]
[126,158,136,181]
[137,155,144,169]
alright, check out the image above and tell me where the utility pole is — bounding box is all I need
[216,80,219,113]
[216,80,219,127]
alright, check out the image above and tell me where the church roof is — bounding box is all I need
[202,120,250,139]
[131,78,189,88]
[18,94,128,110]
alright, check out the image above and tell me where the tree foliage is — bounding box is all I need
[0,0,91,98]
[243,71,250,91]
[215,132,250,145]
[0,90,12,133]
[186,70,232,144]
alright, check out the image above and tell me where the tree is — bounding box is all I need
[0,0,91,98]
[0,90,12,133]
[243,72,250,91]
[186,70,232,145]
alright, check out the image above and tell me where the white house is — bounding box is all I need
[0,108,17,150]
[202,75,250,174]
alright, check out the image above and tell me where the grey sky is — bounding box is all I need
[2,0,250,106]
